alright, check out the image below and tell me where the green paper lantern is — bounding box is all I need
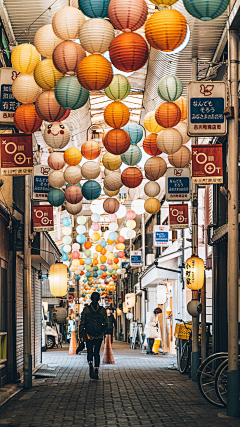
[55,75,89,110]
[183,0,229,21]
[157,75,183,102]
[104,74,130,101]
[48,188,65,207]
[82,180,102,201]
[121,145,142,166]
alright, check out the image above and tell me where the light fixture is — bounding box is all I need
[49,263,68,297]
[185,256,204,290]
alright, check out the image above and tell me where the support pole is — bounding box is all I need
[191,57,199,382]
[227,6,239,416]
[75,278,79,339]
[201,274,207,362]
[23,175,32,389]
[141,213,145,270]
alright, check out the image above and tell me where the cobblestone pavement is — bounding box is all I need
[0,341,239,427]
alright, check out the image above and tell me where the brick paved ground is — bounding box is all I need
[0,341,239,427]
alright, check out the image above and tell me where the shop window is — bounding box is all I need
[0,268,7,332]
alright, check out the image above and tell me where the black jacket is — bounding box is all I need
[106,313,117,334]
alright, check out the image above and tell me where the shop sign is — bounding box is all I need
[153,225,169,247]
[32,205,54,232]
[130,251,142,267]
[0,134,33,176]
[33,165,53,200]
[166,167,191,201]
[122,261,130,269]
[187,81,227,136]
[0,68,21,124]
[169,204,189,229]
[192,144,223,184]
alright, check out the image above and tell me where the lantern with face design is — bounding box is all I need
[44,121,70,149]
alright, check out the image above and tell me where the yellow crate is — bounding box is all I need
[174,323,192,340]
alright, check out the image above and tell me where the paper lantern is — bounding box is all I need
[44,122,70,149]
[109,222,118,232]
[116,204,127,219]
[35,90,67,122]
[102,153,122,171]
[127,229,136,239]
[77,225,87,235]
[122,123,143,145]
[126,210,136,220]
[108,0,148,32]
[131,198,145,215]
[14,104,42,134]
[53,40,86,75]
[34,59,64,90]
[58,109,70,121]
[77,216,86,226]
[143,111,163,134]
[150,0,179,6]
[121,145,142,166]
[104,172,123,191]
[78,0,111,18]
[103,198,120,214]
[49,263,68,297]
[155,102,181,128]
[77,54,113,91]
[79,18,114,54]
[12,74,42,104]
[105,74,130,101]
[145,10,187,52]
[81,140,101,160]
[143,134,161,156]
[55,76,89,110]
[104,129,130,155]
[91,213,101,222]
[157,128,183,155]
[118,251,125,258]
[144,157,167,181]
[77,234,85,244]
[92,232,101,242]
[117,235,125,243]
[65,185,83,204]
[64,147,82,166]
[104,187,120,197]
[11,44,40,74]
[91,199,105,214]
[144,181,160,198]
[92,223,101,232]
[81,162,100,179]
[183,0,229,21]
[48,171,65,188]
[64,166,82,185]
[144,198,161,214]
[65,201,83,214]
[121,167,143,188]
[62,227,71,237]
[109,32,148,72]
[168,146,191,168]
[48,152,65,170]
[174,97,187,121]
[126,220,136,230]
[48,188,65,206]
[157,75,183,102]
[62,217,71,226]
[185,256,204,290]
[104,101,130,128]
[52,6,85,40]
[34,24,62,58]
[82,180,102,200]
[174,121,190,145]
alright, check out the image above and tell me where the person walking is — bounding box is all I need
[105,308,117,343]
[144,307,162,354]
[79,292,108,379]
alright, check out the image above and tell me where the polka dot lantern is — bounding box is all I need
[157,128,183,155]
[102,152,122,171]
[104,172,123,191]
[144,181,160,198]
[105,74,130,101]
[44,122,70,149]
[109,32,148,72]
[121,167,143,188]
[34,59,64,90]
[143,111,163,134]
[103,198,120,214]
[121,145,142,166]
[64,166,82,185]
[79,18,115,54]
[48,188,65,207]
[108,0,148,32]
[155,102,181,128]
[55,76,89,110]
[144,157,167,181]
[104,101,130,128]
[34,24,62,58]
[103,129,130,155]
[122,123,143,145]
[144,198,161,214]
[53,40,86,75]
[174,122,190,145]
[183,0,230,21]
[143,134,161,156]
[77,54,113,91]
[81,140,101,160]
[82,180,102,200]
[14,104,42,134]
[168,146,191,168]
[78,0,111,18]
[48,152,65,170]
[158,75,183,102]
[12,74,42,104]
[52,6,86,40]
[65,201,82,215]
[35,90,67,122]
[174,97,187,121]
[64,148,82,166]
[81,162,100,179]
[11,44,40,74]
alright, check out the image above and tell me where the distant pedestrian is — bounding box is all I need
[105,308,117,343]
[79,292,108,379]
[144,307,162,354]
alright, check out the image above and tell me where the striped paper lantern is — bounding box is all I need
[34,24,62,58]
[48,188,65,207]
[44,122,70,149]
[143,134,161,156]
[143,111,163,134]
[121,167,143,188]
[78,0,111,18]
[104,187,120,196]
[168,146,191,168]
[157,128,182,154]
[81,140,101,160]
[183,0,229,21]
[174,97,187,121]
[65,201,83,215]
[48,171,65,188]
[150,0,179,5]
[77,54,113,91]
[82,180,102,200]
[123,123,143,145]
[14,104,42,134]
[104,101,130,128]
[157,75,183,102]
[174,121,190,144]
[79,18,115,54]
[65,185,83,204]
[81,162,101,179]
[104,74,130,101]
[34,58,64,90]
[155,102,181,128]
[48,152,65,170]
[144,157,167,181]
[108,0,148,32]
[53,40,86,75]
[52,6,85,40]
[144,198,161,214]
[121,145,142,166]
[35,90,67,122]
[103,129,130,155]
[102,152,122,170]
[55,76,89,110]
[144,181,160,198]
[103,198,120,214]
[64,166,82,185]
[109,32,148,73]
[11,44,40,74]
[104,172,123,191]
[12,74,42,104]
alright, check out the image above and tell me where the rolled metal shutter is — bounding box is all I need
[16,256,24,379]
[31,267,42,369]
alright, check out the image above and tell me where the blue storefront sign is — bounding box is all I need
[168,177,189,194]
[0,84,21,112]
[153,226,169,247]
[190,98,224,124]
[33,165,52,200]
[166,168,191,201]
[130,251,142,267]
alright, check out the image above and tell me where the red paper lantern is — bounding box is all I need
[103,198,120,214]
[14,104,42,134]
[35,90,67,122]
[104,128,130,155]
[118,251,125,258]
[72,251,80,259]
[143,134,161,156]
[109,32,148,72]
[117,235,125,243]
[65,185,83,204]
[121,167,143,188]
[155,102,181,128]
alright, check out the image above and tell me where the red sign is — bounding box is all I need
[0,134,33,176]
[192,144,223,184]
[32,205,54,232]
[169,204,189,229]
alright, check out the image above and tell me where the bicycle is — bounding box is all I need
[215,355,240,406]
[175,318,193,374]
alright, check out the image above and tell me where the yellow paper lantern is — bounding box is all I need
[12,74,42,104]
[150,0,179,6]
[64,147,82,166]
[125,293,135,308]
[103,187,120,197]
[72,259,80,267]
[107,252,114,260]
[52,6,86,40]
[11,44,40,74]
[144,198,161,214]
[143,111,163,133]
[102,152,122,171]
[34,58,64,90]
[116,243,125,250]
[34,24,62,57]
[185,256,204,290]
[92,232,101,242]
[49,263,68,297]
[126,220,136,230]
[174,96,187,121]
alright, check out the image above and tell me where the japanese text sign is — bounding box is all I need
[153,225,169,247]
[0,68,21,124]
[169,204,189,229]
[187,81,227,136]
[32,205,54,232]
[130,251,142,267]
[33,165,53,200]
[192,144,223,184]
[166,167,191,201]
[0,134,33,176]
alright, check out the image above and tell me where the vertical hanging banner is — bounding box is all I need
[153,225,169,247]
[33,165,53,200]
[169,204,189,229]
[166,167,191,201]
[130,251,142,267]
[0,134,33,175]
[192,144,223,184]
[32,205,54,231]
[0,68,21,124]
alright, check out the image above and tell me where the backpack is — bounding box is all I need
[85,305,105,337]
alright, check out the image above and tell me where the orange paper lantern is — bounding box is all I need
[144,198,161,214]
[155,102,181,128]
[104,129,130,155]
[143,134,161,156]
[168,146,191,168]
[64,147,82,166]
[35,90,67,122]
[104,101,130,128]
[121,167,143,188]
[81,140,101,160]
[84,241,92,249]
[144,157,167,181]
[14,104,42,134]
[174,97,187,121]
[109,32,148,73]
[77,54,113,91]
[101,248,107,255]
[53,40,86,75]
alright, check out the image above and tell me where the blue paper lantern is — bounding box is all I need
[121,145,142,166]
[85,257,92,265]
[91,213,101,223]
[60,245,65,253]
[48,189,65,207]
[113,252,118,257]
[62,217,71,226]
[82,180,101,201]
[123,123,143,145]
[109,231,118,241]
[102,240,107,248]
[98,238,104,245]
[76,234,86,244]
[66,183,82,188]
[55,76,89,110]
[85,271,91,278]
[78,0,111,18]
[183,0,229,21]
[75,274,80,281]
[97,270,102,275]
[93,273,98,278]
[62,253,69,261]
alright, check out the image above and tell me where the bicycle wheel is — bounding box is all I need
[179,342,190,374]
[198,352,228,407]
[215,357,240,406]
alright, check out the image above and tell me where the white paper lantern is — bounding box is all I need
[52,6,86,41]
[44,122,70,149]
[106,244,114,252]
[72,243,80,251]
[109,222,118,232]
[157,128,182,154]
[127,229,136,239]
[79,18,115,54]
[81,161,100,179]
[64,166,82,185]
[144,181,160,198]
[121,227,130,239]
[34,24,62,57]
[76,225,86,234]
[168,146,191,168]
[116,204,127,219]
[174,121,190,144]
[126,219,136,229]
[12,74,42,104]
[91,199,105,214]
[62,227,71,236]
[48,170,65,188]
[131,198,145,215]
[104,172,123,191]
[65,201,82,214]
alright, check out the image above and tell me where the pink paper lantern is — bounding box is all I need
[100,265,106,271]
[72,251,80,259]
[109,213,117,222]
[107,260,113,265]
[126,209,136,220]
[118,250,125,258]
[117,235,125,243]
[108,0,148,32]
[92,222,101,231]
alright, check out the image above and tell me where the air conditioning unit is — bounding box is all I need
[146,253,155,266]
